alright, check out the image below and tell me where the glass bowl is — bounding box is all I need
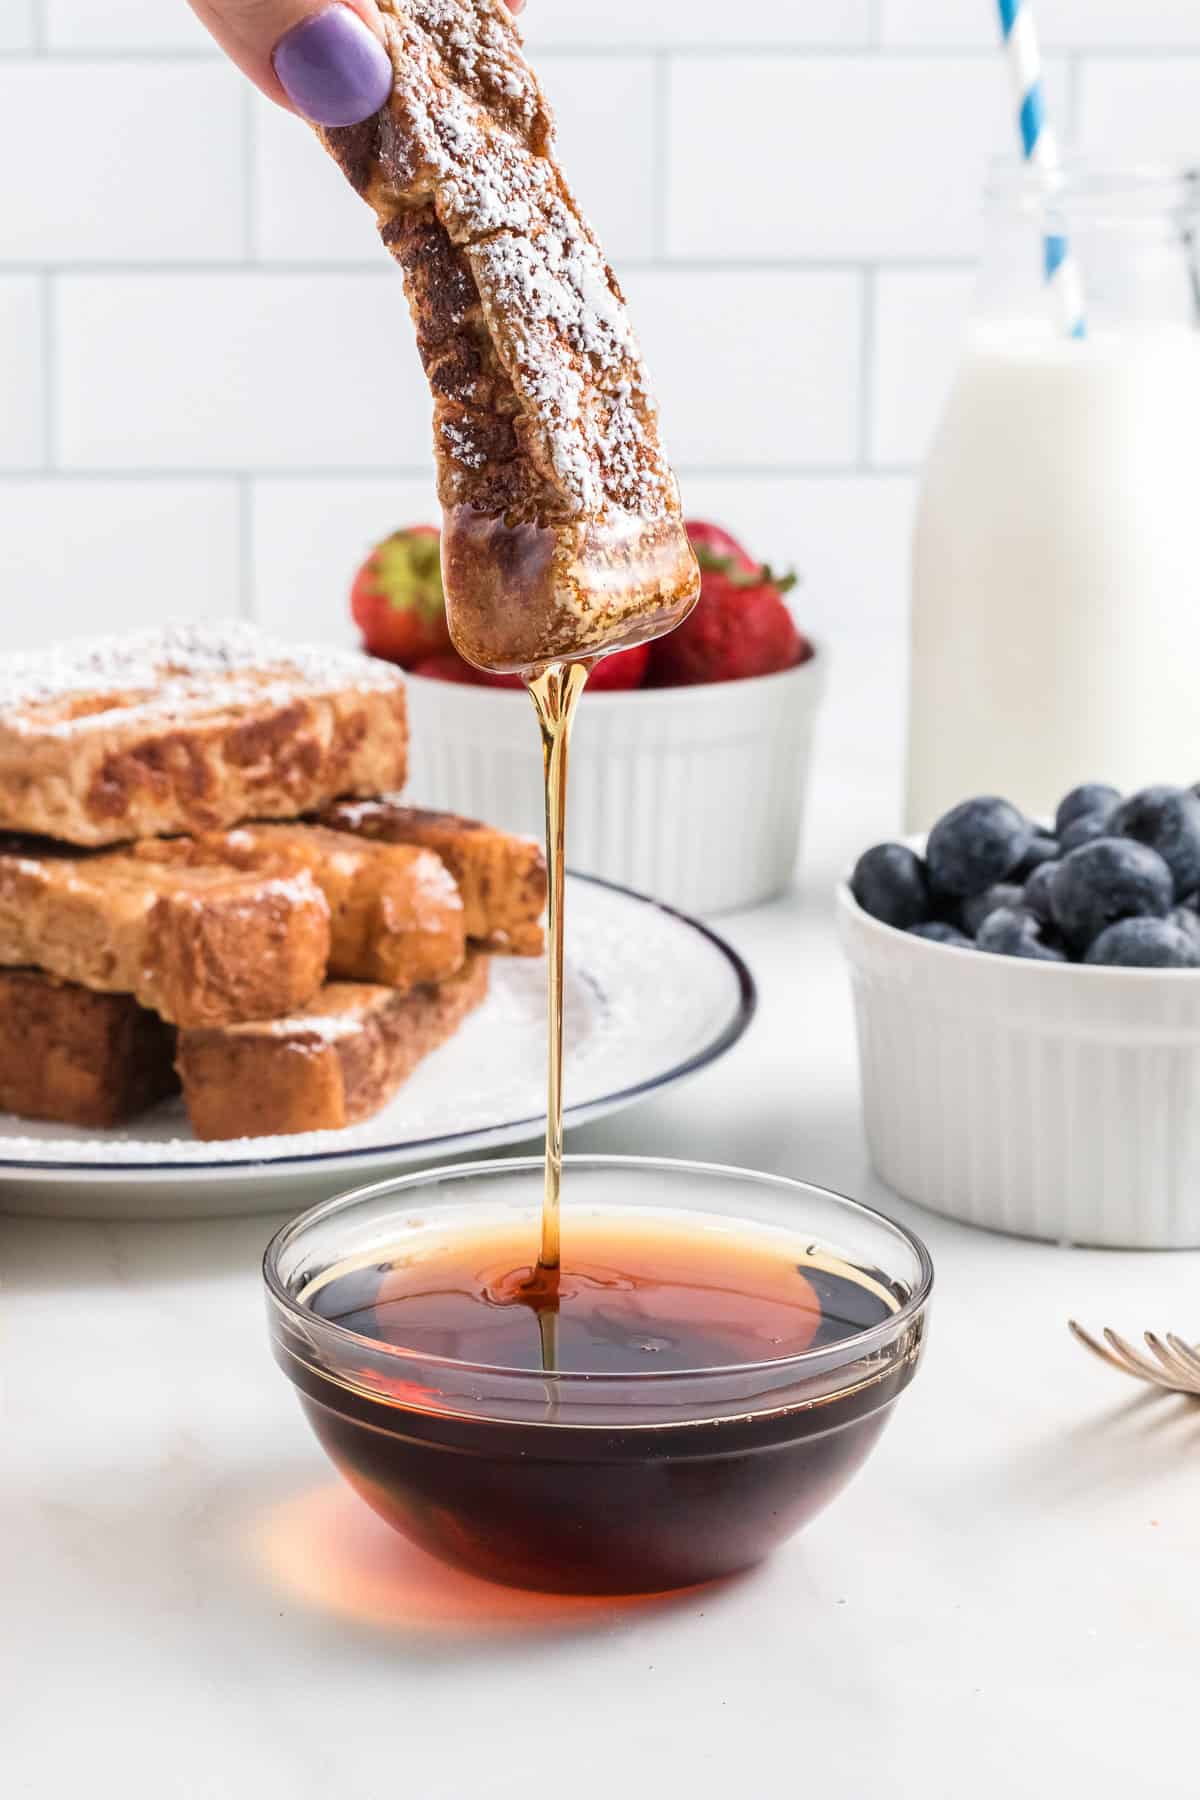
[264,1156,933,1595]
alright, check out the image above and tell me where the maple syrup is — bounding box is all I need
[288,1210,914,1593]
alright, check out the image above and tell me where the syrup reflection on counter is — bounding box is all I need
[249,1482,723,1641]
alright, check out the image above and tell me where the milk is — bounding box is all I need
[906,322,1200,828]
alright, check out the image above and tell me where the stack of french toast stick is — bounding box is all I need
[0,625,545,1140]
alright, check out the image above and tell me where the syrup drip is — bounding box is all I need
[524,660,590,1371]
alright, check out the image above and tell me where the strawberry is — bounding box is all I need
[410,651,482,685]
[582,644,650,691]
[649,528,810,687]
[682,518,757,576]
[474,645,651,692]
[351,525,452,668]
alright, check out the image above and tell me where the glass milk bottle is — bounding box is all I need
[906,161,1200,829]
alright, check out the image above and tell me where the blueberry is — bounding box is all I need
[1058,812,1114,854]
[961,882,1025,937]
[1023,859,1061,924]
[1168,906,1200,951]
[1014,833,1059,879]
[907,921,971,947]
[1109,785,1200,899]
[976,907,1067,962]
[1055,783,1120,837]
[925,797,1032,898]
[851,843,930,930]
[1084,917,1200,968]
[1049,838,1173,951]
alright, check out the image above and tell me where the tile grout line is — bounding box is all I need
[29,0,46,54]
[39,269,56,470]
[651,51,669,262]
[241,84,258,262]
[237,475,254,619]
[3,257,978,276]
[3,44,1200,59]
[1065,50,1082,142]
[0,463,920,483]
[857,267,877,474]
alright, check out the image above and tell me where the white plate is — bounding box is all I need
[0,874,754,1221]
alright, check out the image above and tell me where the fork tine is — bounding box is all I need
[1069,1319,1134,1375]
[1143,1332,1200,1392]
[1069,1319,1167,1383]
[1102,1327,1179,1388]
[1165,1334,1200,1378]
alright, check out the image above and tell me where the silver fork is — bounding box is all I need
[1069,1320,1200,1396]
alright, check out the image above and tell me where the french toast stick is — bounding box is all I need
[0,624,408,846]
[313,0,699,671]
[176,952,490,1139]
[0,968,178,1129]
[0,843,331,1027]
[138,823,466,991]
[319,799,546,953]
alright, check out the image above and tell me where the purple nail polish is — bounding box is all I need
[273,6,392,129]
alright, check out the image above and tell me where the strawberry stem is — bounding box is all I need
[693,544,799,593]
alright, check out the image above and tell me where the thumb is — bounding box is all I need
[188,0,527,127]
[188,0,392,125]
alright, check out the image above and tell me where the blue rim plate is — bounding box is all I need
[0,873,755,1208]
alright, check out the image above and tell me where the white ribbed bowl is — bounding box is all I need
[404,650,825,915]
[838,879,1200,1248]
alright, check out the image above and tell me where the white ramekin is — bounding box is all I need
[838,881,1200,1249]
[404,650,826,915]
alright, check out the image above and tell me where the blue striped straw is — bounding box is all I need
[996,0,1086,337]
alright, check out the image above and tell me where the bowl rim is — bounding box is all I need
[402,638,826,708]
[262,1152,934,1386]
[837,836,1200,984]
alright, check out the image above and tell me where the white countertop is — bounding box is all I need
[6,683,1197,1799]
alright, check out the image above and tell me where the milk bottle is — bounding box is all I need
[906,164,1200,828]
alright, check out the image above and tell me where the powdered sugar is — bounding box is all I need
[0,621,403,734]
[370,0,674,522]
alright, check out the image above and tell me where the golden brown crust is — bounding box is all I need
[0,843,331,1028]
[0,625,409,847]
[319,797,546,954]
[0,968,178,1129]
[176,953,490,1139]
[316,0,698,669]
[138,822,467,991]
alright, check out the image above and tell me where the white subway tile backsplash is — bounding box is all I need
[56,274,433,470]
[0,63,245,263]
[253,98,391,264]
[254,55,657,266]
[522,1,870,50]
[5,12,1192,632]
[0,279,44,470]
[881,0,1200,49]
[871,268,974,467]
[44,0,215,52]
[666,56,1069,261]
[0,481,240,649]
[625,270,861,467]
[1078,57,1200,156]
[251,478,439,641]
[537,57,656,262]
[677,475,916,633]
[1,1,34,51]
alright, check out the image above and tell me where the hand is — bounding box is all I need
[187,0,525,127]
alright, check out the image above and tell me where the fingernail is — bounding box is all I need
[273,6,392,129]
